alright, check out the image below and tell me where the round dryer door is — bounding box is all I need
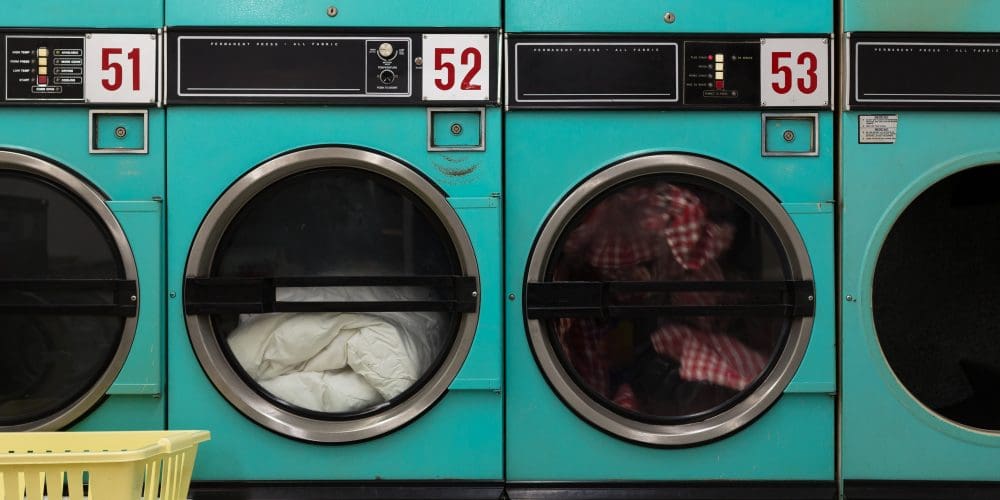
[0,151,139,431]
[184,147,479,443]
[524,154,815,446]
[873,165,1000,432]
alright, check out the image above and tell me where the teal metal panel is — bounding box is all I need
[842,112,1000,480]
[0,109,164,431]
[3,1,162,28]
[107,201,163,397]
[432,111,483,149]
[845,0,1000,32]
[785,207,835,394]
[0,108,166,201]
[764,117,817,155]
[504,111,834,480]
[166,0,499,28]
[505,0,832,34]
[166,107,502,479]
[93,113,146,152]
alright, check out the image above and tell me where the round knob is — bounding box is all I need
[379,70,396,85]
[378,42,395,60]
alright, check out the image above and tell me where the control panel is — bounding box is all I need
[5,36,84,101]
[167,30,499,105]
[2,31,159,105]
[507,35,830,110]
[850,34,1000,110]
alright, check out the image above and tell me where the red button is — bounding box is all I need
[37,75,48,85]
[715,80,724,89]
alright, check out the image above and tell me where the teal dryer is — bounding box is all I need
[0,2,164,432]
[164,1,503,497]
[504,1,836,497]
[843,1,1000,497]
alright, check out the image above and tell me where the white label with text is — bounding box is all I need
[422,34,490,101]
[760,38,829,108]
[84,33,157,104]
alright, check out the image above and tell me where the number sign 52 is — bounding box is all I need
[422,34,490,101]
[760,38,829,107]
[85,33,157,104]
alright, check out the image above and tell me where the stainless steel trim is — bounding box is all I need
[524,153,814,446]
[761,112,820,157]
[427,107,486,152]
[88,109,149,155]
[844,32,852,112]
[0,150,139,431]
[185,147,480,443]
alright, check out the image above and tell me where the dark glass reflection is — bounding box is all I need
[874,165,1000,431]
[210,169,460,417]
[0,172,124,426]
[544,177,791,422]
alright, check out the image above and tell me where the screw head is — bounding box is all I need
[169,291,177,298]
[508,293,516,301]
[471,290,478,298]
[130,295,137,302]
[782,130,795,142]
[114,126,128,139]
[450,123,463,135]
[326,6,338,17]
[664,12,676,23]
[846,295,855,302]
[808,295,815,302]
[414,56,423,67]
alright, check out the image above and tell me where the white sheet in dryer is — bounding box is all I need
[226,286,446,413]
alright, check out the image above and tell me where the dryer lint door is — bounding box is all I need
[0,151,138,431]
[183,147,480,443]
[523,153,815,446]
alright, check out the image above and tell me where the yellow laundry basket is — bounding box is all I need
[0,430,209,500]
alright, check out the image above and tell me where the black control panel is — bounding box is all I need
[850,33,1000,110]
[167,30,500,105]
[683,41,759,107]
[4,35,84,102]
[507,35,825,110]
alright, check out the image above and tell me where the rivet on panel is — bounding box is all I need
[663,12,676,24]
[327,6,338,17]
[508,293,516,301]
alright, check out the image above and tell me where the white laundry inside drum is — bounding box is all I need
[226,286,446,413]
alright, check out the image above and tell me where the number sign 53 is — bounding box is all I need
[422,34,490,102]
[760,38,829,108]
[84,33,157,104]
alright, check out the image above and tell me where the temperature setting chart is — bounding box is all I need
[5,36,85,101]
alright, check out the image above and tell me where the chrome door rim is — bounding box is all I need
[0,150,138,431]
[525,153,814,446]
[185,146,480,443]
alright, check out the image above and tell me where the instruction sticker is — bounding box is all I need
[859,115,898,144]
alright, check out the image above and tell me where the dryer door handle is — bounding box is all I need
[184,275,478,315]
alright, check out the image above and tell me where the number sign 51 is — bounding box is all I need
[422,34,490,102]
[84,33,158,104]
[760,38,829,108]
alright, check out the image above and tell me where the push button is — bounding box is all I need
[762,114,819,157]
[90,110,148,154]
[428,108,485,152]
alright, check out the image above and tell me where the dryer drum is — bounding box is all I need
[184,147,480,443]
[0,154,138,431]
[873,164,1000,432]
[524,154,814,446]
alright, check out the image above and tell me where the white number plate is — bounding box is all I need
[760,38,830,108]
[84,33,157,104]
[422,34,490,102]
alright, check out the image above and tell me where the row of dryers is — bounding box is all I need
[3,1,1000,499]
